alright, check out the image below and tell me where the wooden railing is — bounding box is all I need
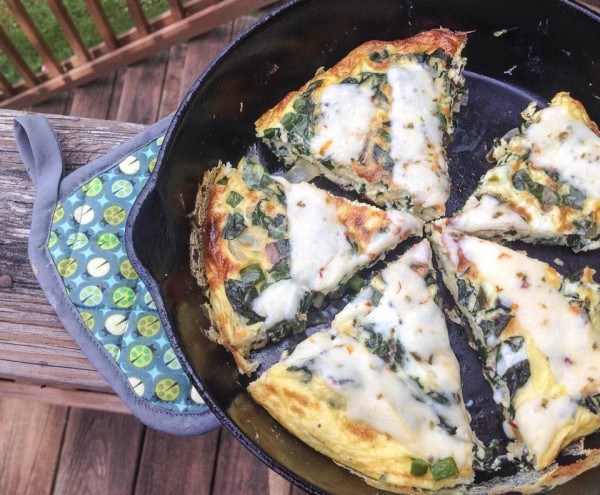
[0,0,278,109]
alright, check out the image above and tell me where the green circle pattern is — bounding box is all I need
[48,135,205,413]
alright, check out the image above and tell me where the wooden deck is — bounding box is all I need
[0,14,305,495]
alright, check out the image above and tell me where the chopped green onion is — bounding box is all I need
[226,191,243,207]
[348,275,366,292]
[239,264,265,285]
[410,458,429,477]
[431,457,458,481]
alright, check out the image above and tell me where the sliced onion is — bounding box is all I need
[236,232,263,251]
[227,240,248,262]
[283,160,320,184]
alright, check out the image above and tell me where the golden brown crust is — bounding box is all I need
[256,28,468,131]
[248,363,473,491]
[552,92,600,137]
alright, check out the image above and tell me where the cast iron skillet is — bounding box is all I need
[128,0,600,493]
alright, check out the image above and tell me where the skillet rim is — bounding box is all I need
[126,0,600,493]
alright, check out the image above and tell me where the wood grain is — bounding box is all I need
[0,397,68,495]
[176,24,232,103]
[0,380,131,414]
[0,110,144,391]
[68,74,117,119]
[157,43,187,119]
[134,428,220,494]
[53,408,144,494]
[212,430,271,494]
[116,51,169,124]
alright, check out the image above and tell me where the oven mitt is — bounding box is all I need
[13,114,220,435]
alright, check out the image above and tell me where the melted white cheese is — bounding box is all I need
[496,340,528,378]
[277,179,421,293]
[333,240,461,395]
[525,104,600,198]
[457,235,600,397]
[285,330,472,467]
[252,279,307,330]
[388,63,448,207]
[514,396,578,460]
[450,193,531,233]
[441,233,600,460]
[310,83,375,166]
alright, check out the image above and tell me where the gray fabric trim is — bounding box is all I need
[14,114,220,435]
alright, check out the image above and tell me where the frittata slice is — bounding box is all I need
[446,93,600,252]
[256,29,468,220]
[248,327,474,491]
[430,225,600,470]
[190,154,422,373]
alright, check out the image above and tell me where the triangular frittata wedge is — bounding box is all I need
[429,225,600,470]
[256,29,468,221]
[445,93,600,252]
[190,154,422,373]
[248,241,475,491]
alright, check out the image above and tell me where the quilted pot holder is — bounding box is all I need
[14,114,220,435]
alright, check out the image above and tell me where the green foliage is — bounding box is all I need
[0,0,168,85]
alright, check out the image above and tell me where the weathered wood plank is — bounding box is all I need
[290,485,309,495]
[107,69,127,121]
[53,408,144,494]
[268,470,294,495]
[6,0,64,77]
[177,24,232,102]
[157,44,187,119]
[47,0,92,64]
[211,430,271,494]
[68,74,117,119]
[0,397,68,495]
[134,428,220,494]
[116,51,169,124]
[0,379,130,414]
[30,91,71,115]
[0,110,145,391]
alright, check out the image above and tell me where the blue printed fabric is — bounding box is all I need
[48,135,206,413]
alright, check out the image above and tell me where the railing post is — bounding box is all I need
[168,0,186,21]
[6,0,64,77]
[84,0,119,51]
[0,26,38,88]
[126,0,151,37]
[47,0,92,65]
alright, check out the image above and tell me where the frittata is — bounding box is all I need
[190,153,422,373]
[430,225,600,470]
[256,29,468,220]
[249,242,475,491]
[446,93,600,251]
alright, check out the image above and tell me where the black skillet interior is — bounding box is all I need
[130,0,600,493]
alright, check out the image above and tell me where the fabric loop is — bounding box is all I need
[14,115,64,197]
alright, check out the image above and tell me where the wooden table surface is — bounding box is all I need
[1,4,600,494]
[0,12,307,495]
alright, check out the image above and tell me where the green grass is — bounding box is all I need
[0,0,169,86]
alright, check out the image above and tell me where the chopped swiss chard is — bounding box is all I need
[223,213,246,240]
